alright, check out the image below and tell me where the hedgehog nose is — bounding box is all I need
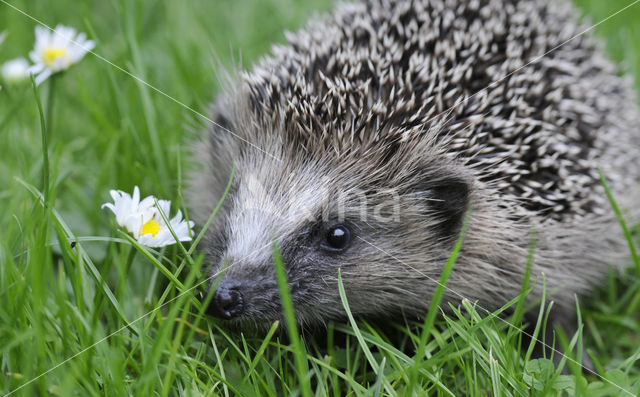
[206,281,244,320]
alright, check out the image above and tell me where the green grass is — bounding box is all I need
[1,0,640,395]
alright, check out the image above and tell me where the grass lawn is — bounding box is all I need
[1,0,639,395]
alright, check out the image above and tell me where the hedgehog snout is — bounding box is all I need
[206,280,245,320]
[204,259,284,321]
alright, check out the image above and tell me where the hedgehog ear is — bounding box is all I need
[413,170,471,238]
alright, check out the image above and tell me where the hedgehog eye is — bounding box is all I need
[322,225,351,252]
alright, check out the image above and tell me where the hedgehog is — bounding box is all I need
[187,0,640,332]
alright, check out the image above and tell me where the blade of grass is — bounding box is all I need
[409,209,471,394]
[337,270,396,395]
[489,347,501,397]
[599,170,640,276]
[509,232,536,346]
[272,241,311,397]
[242,321,280,382]
[31,75,49,206]
[119,232,186,291]
[16,177,136,335]
[371,357,386,397]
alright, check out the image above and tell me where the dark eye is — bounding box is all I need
[323,225,351,251]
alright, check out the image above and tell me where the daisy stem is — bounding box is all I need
[31,75,49,206]
[46,74,57,136]
[125,244,137,275]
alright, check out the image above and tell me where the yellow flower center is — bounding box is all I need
[141,218,162,237]
[43,47,68,66]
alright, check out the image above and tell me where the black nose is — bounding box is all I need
[206,282,244,320]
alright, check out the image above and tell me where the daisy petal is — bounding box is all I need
[102,187,195,248]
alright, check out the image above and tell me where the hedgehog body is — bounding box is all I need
[189,0,640,327]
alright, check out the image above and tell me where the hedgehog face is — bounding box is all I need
[195,123,472,326]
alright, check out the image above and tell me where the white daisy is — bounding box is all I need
[102,186,156,238]
[2,58,30,84]
[102,186,195,248]
[137,199,195,248]
[28,25,95,85]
